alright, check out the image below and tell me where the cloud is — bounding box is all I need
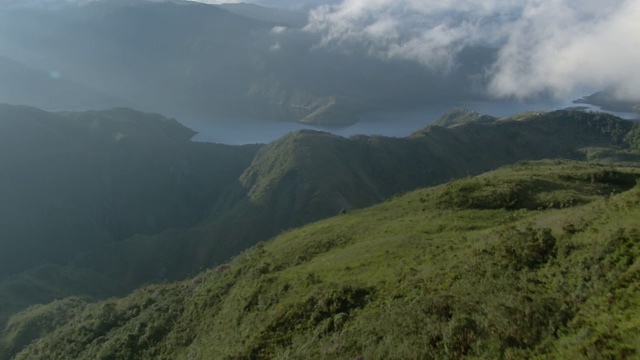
[304,0,520,68]
[304,0,640,100]
[271,26,288,34]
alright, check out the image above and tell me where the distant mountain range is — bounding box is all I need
[0,0,494,125]
[0,55,129,111]
[575,88,640,115]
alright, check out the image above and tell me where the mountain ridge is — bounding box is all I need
[45,108,640,296]
[0,105,639,350]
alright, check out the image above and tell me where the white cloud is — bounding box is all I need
[270,41,282,51]
[271,26,288,34]
[304,0,640,100]
[489,0,640,100]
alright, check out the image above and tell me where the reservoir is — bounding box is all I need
[180,98,640,145]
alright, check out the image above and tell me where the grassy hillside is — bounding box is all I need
[2,160,638,359]
[1,106,639,343]
[218,109,639,235]
[0,265,127,334]
[63,109,640,304]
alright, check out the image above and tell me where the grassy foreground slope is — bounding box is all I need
[3,160,639,359]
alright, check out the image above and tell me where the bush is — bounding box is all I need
[496,227,556,269]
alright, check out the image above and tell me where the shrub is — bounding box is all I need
[496,227,556,269]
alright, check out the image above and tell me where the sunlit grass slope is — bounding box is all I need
[3,160,640,359]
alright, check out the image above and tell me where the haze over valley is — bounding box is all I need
[1,0,638,141]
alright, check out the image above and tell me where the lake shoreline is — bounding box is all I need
[179,98,640,145]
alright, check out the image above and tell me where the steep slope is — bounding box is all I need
[0,105,257,277]
[3,160,639,359]
[0,265,126,334]
[67,109,640,301]
[1,106,639,332]
[230,109,638,235]
[0,105,261,323]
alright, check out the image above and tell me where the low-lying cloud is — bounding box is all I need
[6,0,638,100]
[304,0,640,100]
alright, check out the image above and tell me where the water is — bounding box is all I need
[181,98,639,145]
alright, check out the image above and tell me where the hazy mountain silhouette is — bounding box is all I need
[0,56,129,110]
[0,0,494,125]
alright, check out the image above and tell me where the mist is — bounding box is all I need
[4,0,637,102]
[300,0,640,101]
[1,0,638,134]
[191,0,640,101]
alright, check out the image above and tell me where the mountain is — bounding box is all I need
[0,105,261,324]
[575,88,640,115]
[0,105,639,342]
[2,159,639,359]
[41,109,640,305]
[0,0,494,125]
[0,55,128,110]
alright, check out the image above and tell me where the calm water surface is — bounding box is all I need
[181,99,639,145]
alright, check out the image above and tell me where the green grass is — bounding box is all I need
[4,160,640,359]
[6,107,636,331]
